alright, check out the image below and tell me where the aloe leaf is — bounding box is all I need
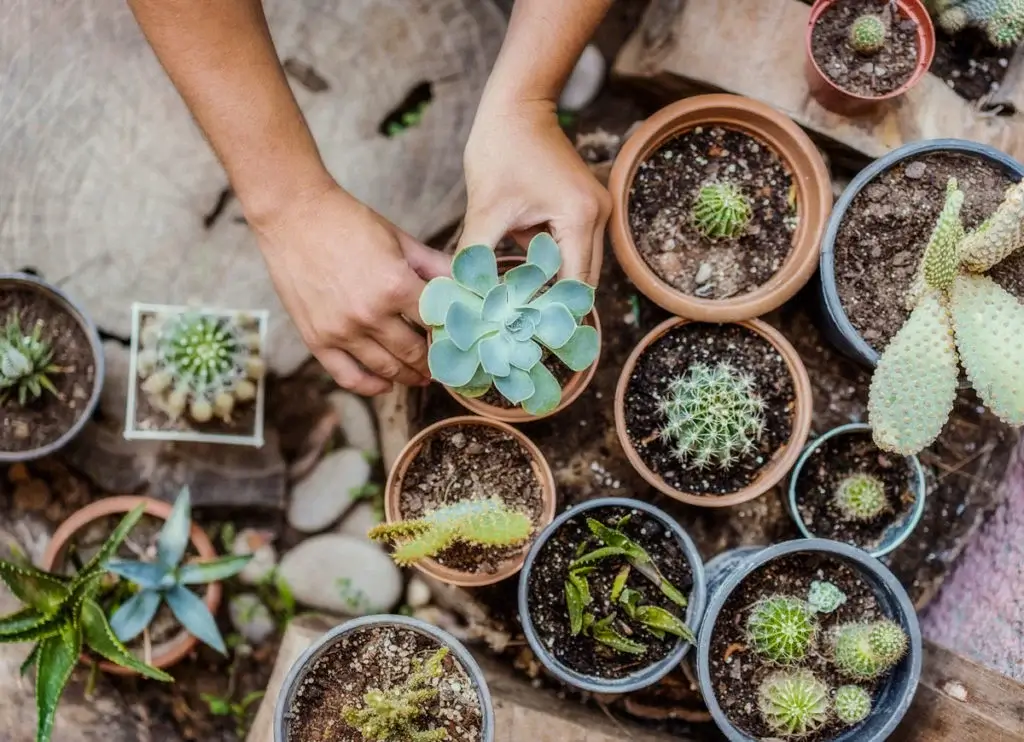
[453,245,499,297]
[551,324,599,372]
[570,545,629,568]
[109,590,162,644]
[35,624,81,742]
[79,504,147,578]
[521,363,561,416]
[0,607,48,637]
[635,605,695,643]
[0,610,62,644]
[165,585,226,655]
[527,233,562,279]
[528,279,595,319]
[493,367,535,405]
[610,565,631,603]
[565,580,584,636]
[659,579,689,610]
[0,562,70,613]
[157,488,192,569]
[81,599,172,681]
[504,263,548,306]
[618,587,642,620]
[178,554,252,585]
[586,519,649,563]
[106,559,169,590]
[591,616,646,656]
[20,642,40,677]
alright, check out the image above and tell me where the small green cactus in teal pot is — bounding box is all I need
[747,596,818,663]
[757,670,831,737]
[832,619,909,680]
[834,684,873,725]
[849,14,887,54]
[834,473,889,521]
[691,182,752,240]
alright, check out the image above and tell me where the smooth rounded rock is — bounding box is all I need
[231,528,278,585]
[559,44,606,112]
[229,593,276,645]
[329,391,378,455]
[287,447,371,532]
[336,500,383,541]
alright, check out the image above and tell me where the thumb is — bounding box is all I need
[398,234,451,280]
[458,208,511,252]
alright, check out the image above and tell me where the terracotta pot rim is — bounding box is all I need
[438,256,602,423]
[607,94,832,323]
[613,317,813,508]
[383,416,558,587]
[805,0,936,105]
[42,495,221,673]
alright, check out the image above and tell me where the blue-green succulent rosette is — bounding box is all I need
[419,233,599,416]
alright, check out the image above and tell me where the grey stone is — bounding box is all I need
[288,447,371,532]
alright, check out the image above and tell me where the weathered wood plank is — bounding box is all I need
[613,0,1024,163]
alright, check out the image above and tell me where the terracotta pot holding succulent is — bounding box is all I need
[805,0,936,115]
[274,614,494,742]
[124,303,268,446]
[420,233,601,422]
[0,272,103,463]
[787,423,927,558]
[607,94,831,323]
[42,489,249,674]
[697,540,922,741]
[614,317,813,508]
[375,416,557,587]
[517,498,706,693]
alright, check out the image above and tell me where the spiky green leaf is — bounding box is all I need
[635,605,695,643]
[0,562,70,614]
[35,624,81,742]
[80,599,173,681]
[157,488,192,569]
[78,505,147,579]
[178,554,252,585]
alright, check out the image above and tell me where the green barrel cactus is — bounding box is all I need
[691,182,752,240]
[757,670,831,737]
[747,596,818,663]
[419,233,598,415]
[834,473,888,521]
[849,15,887,54]
[832,619,909,680]
[932,0,1024,47]
[658,362,765,469]
[0,312,61,406]
[834,684,873,725]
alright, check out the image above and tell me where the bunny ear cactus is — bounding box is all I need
[0,505,173,742]
[419,234,598,415]
[0,312,62,406]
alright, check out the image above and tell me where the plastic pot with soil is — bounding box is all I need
[375,416,557,587]
[817,138,1024,368]
[421,233,601,423]
[697,540,922,742]
[614,317,813,508]
[608,94,831,323]
[0,272,103,463]
[274,614,494,742]
[517,497,706,694]
[787,423,926,558]
[805,0,936,115]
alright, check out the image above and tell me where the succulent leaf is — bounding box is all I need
[445,301,495,352]
[418,277,481,326]
[35,624,81,742]
[427,337,481,387]
[522,362,562,415]
[0,562,70,614]
[807,580,847,614]
[589,614,646,655]
[493,367,536,404]
[80,599,172,682]
[508,339,543,371]
[479,335,513,377]
[109,590,163,644]
[0,312,62,407]
[635,605,695,643]
[527,232,562,279]
[177,554,252,585]
[481,283,512,323]
[757,670,831,737]
[534,304,576,349]
[922,178,965,292]
[106,560,169,589]
[165,584,226,655]
[452,244,499,297]
[451,365,492,398]
[551,324,600,372]
[0,607,50,638]
[505,263,548,305]
[527,279,595,319]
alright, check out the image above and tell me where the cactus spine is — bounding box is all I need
[757,670,831,737]
[849,15,887,54]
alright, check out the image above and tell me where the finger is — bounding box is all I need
[397,232,452,280]
[393,270,429,329]
[459,207,511,252]
[371,317,430,378]
[347,337,428,387]
[317,348,393,396]
[552,223,595,285]
[509,226,545,252]
[588,225,605,287]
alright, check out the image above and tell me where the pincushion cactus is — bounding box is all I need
[658,362,765,469]
[368,497,532,566]
[419,233,598,415]
[834,473,888,521]
[849,14,887,54]
[137,310,265,424]
[691,182,752,240]
[757,670,831,737]
[834,684,873,725]
[0,313,61,406]
[832,619,909,679]
[747,596,818,663]
[869,177,1024,455]
[929,0,1024,47]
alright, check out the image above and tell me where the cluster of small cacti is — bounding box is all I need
[658,362,766,470]
[0,312,61,406]
[849,14,888,54]
[137,310,265,424]
[832,620,909,679]
[691,181,753,239]
[368,498,532,567]
[341,646,449,741]
[834,473,889,521]
[928,0,1024,47]
[869,177,1024,455]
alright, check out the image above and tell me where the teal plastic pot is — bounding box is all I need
[787,423,927,558]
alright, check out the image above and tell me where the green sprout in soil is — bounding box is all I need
[849,14,887,54]
[746,596,818,664]
[0,312,61,406]
[834,684,873,725]
[834,473,889,521]
[369,497,532,567]
[758,670,831,737]
[342,646,449,742]
[832,619,909,680]
[691,181,752,240]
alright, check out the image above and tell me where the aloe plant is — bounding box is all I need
[419,233,598,415]
[0,505,172,742]
[0,312,61,406]
[106,488,251,655]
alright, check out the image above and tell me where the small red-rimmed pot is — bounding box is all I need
[434,256,602,424]
[614,317,813,508]
[384,416,557,587]
[42,495,220,674]
[805,0,936,116]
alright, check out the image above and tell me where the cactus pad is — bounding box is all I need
[959,181,1024,273]
[691,182,752,240]
[834,684,872,725]
[907,178,965,310]
[747,596,818,663]
[834,473,889,521]
[757,670,831,737]
[849,14,887,54]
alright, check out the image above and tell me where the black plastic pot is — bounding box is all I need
[0,272,104,462]
[517,497,707,694]
[817,139,1024,367]
[697,540,922,742]
[274,615,495,742]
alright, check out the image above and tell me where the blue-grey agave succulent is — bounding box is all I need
[107,488,251,654]
[419,233,599,415]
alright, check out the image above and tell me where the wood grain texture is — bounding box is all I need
[613,0,1024,162]
[0,0,504,373]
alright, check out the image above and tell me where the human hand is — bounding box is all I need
[253,184,450,395]
[460,99,611,285]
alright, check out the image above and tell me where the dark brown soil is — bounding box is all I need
[811,0,920,97]
[709,553,888,741]
[623,322,796,496]
[399,424,544,574]
[478,349,575,410]
[0,289,96,453]
[287,625,483,742]
[526,505,693,679]
[931,27,1013,104]
[795,429,916,552]
[834,152,1023,351]
[627,126,797,300]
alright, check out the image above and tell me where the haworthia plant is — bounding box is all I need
[869,177,1024,455]
[419,234,599,415]
[0,312,62,406]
